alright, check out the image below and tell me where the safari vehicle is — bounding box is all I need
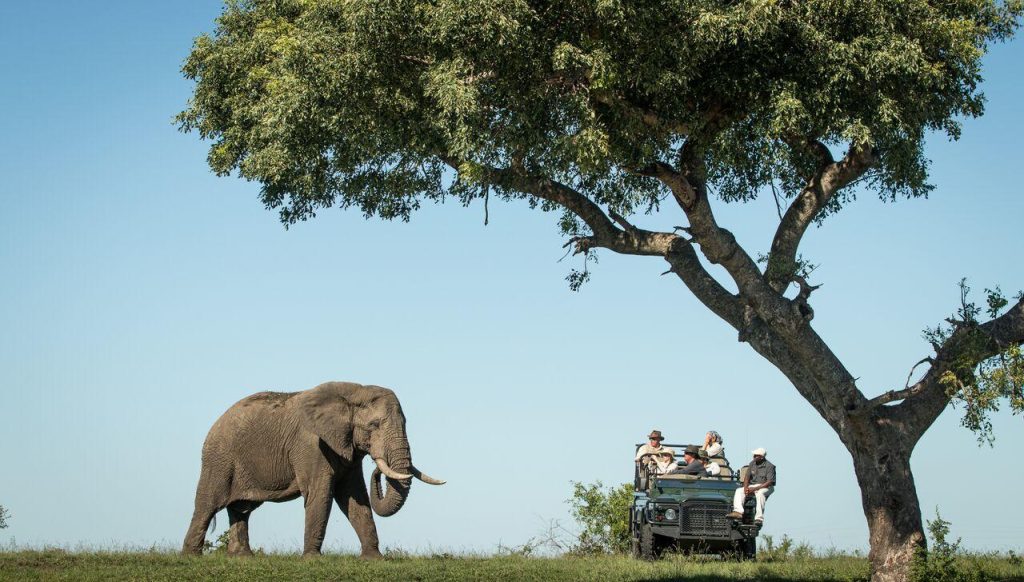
[630,444,760,559]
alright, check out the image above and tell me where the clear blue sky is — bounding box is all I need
[1,1,1022,554]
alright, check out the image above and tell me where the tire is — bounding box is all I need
[639,523,659,560]
[727,538,756,561]
[741,537,756,560]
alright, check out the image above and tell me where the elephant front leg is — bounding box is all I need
[302,480,334,556]
[334,463,381,558]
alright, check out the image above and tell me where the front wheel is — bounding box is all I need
[739,537,756,560]
[639,523,660,560]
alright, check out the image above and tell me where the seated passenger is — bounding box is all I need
[675,445,704,475]
[702,430,724,457]
[635,429,666,466]
[699,449,721,476]
[653,449,678,474]
[726,448,776,525]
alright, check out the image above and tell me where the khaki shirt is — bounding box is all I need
[635,443,663,461]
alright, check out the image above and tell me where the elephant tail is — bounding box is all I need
[208,515,216,536]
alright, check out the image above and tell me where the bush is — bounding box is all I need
[760,534,794,562]
[0,505,9,529]
[567,481,634,554]
[910,508,987,582]
[203,530,231,554]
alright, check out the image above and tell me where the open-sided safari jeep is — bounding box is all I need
[630,443,760,559]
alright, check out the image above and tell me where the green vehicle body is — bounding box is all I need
[630,444,761,559]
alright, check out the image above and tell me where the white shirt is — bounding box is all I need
[705,442,724,457]
[704,461,721,476]
[655,460,678,474]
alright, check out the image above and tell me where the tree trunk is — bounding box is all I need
[848,428,926,582]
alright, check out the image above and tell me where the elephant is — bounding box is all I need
[182,381,444,557]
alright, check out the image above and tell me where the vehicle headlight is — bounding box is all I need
[665,508,677,521]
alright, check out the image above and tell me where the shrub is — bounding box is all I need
[567,481,634,554]
[203,530,231,554]
[909,508,987,582]
[0,505,9,529]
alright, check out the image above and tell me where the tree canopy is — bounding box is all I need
[180,0,1020,224]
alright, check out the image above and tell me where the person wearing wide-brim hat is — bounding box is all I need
[653,448,678,474]
[634,429,667,463]
[675,444,705,475]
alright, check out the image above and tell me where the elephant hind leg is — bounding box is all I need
[227,501,262,557]
[182,465,232,555]
[183,504,218,555]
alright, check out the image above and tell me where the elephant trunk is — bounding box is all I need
[369,443,412,517]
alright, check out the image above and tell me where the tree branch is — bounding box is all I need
[862,358,933,408]
[889,297,1024,438]
[590,90,690,134]
[662,238,745,329]
[636,144,869,416]
[441,156,677,257]
[766,141,876,292]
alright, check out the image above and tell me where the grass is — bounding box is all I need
[0,551,1020,582]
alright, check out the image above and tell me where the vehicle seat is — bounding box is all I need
[708,455,732,479]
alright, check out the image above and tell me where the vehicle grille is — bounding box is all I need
[680,501,730,536]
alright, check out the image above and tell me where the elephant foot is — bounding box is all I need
[228,548,254,558]
[302,550,323,559]
[181,547,204,557]
[359,549,382,560]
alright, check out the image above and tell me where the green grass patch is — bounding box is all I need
[1,551,1022,582]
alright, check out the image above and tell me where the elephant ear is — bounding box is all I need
[294,384,355,457]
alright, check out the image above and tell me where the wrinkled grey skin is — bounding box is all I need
[182,382,443,557]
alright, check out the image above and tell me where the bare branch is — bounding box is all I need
[861,358,934,410]
[770,180,784,221]
[904,357,934,391]
[790,275,822,321]
[793,275,821,300]
[608,208,637,233]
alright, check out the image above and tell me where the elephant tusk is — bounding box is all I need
[374,457,412,481]
[411,466,446,485]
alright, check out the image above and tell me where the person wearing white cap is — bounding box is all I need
[725,448,776,524]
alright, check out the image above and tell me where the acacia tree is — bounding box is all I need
[179,1,1023,580]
